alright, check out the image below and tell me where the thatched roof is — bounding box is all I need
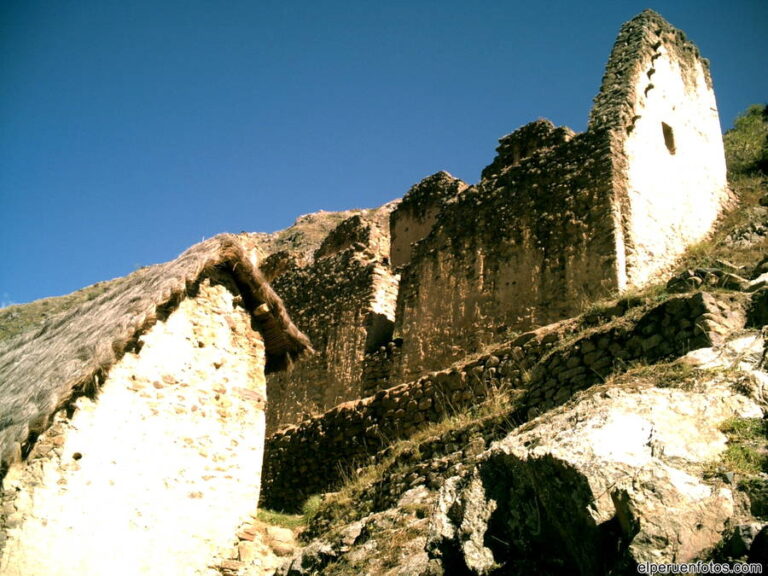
[0,234,312,475]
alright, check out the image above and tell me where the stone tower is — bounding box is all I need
[591,9,728,288]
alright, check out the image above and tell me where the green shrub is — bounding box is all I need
[719,417,768,475]
[724,104,768,176]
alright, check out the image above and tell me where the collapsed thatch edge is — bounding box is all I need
[215,234,315,365]
[0,233,312,479]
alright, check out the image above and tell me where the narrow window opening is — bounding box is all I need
[662,122,676,155]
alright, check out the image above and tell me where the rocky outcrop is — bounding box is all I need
[281,487,435,576]
[212,516,299,576]
[429,378,762,574]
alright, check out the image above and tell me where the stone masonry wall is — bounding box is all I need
[394,125,621,381]
[265,215,399,432]
[389,172,467,269]
[519,291,747,416]
[0,273,268,576]
[360,339,403,398]
[261,291,745,511]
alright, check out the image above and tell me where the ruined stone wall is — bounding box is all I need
[520,291,747,416]
[265,216,400,432]
[314,214,391,262]
[389,172,466,269]
[391,11,728,382]
[394,125,621,381]
[590,9,729,287]
[0,274,268,576]
[261,290,745,511]
[360,340,402,398]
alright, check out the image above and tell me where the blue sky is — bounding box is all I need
[1,1,767,305]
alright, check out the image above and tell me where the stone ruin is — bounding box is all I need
[263,9,729,431]
[394,10,728,380]
[262,204,400,432]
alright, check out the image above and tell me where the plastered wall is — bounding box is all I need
[618,22,728,286]
[0,275,267,576]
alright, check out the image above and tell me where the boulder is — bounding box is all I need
[428,381,762,574]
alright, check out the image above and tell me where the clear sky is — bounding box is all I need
[1,1,766,305]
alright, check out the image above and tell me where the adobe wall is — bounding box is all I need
[394,124,621,380]
[0,274,268,576]
[265,214,399,432]
[590,9,729,288]
[261,291,747,511]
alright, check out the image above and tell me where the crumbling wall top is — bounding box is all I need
[589,9,712,133]
[315,215,374,260]
[389,171,467,269]
[394,171,467,220]
[481,119,576,181]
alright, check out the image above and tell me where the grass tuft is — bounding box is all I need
[256,493,326,531]
[719,417,768,475]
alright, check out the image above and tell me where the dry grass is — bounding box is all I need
[257,494,323,531]
[0,281,115,343]
[676,174,767,271]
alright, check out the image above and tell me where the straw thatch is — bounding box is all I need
[0,234,312,477]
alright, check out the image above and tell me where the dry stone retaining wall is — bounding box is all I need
[520,291,748,415]
[261,291,745,511]
[261,320,577,511]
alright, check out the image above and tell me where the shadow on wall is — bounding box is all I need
[364,312,395,354]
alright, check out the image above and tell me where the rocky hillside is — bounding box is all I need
[250,105,768,576]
